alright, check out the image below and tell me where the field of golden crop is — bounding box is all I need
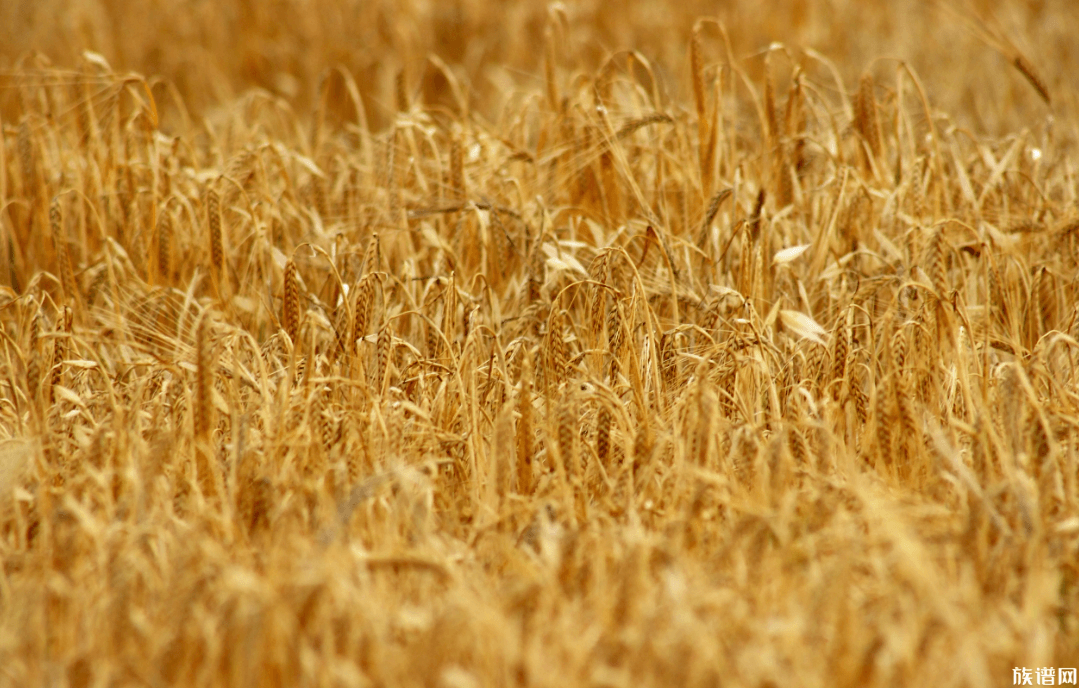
[1,1,1077,686]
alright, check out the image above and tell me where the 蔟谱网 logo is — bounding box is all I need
[1014,667,1078,685]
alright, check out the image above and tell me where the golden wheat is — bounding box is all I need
[0,2,1077,686]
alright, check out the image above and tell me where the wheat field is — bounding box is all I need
[1,1,1077,686]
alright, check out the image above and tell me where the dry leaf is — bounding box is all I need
[773,244,811,265]
[779,309,828,345]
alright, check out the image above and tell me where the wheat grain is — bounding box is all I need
[1012,54,1051,104]
[26,306,42,416]
[855,71,883,167]
[596,405,612,468]
[615,113,673,141]
[832,314,848,401]
[283,259,301,346]
[690,28,706,128]
[50,198,76,306]
[207,187,223,290]
[194,314,214,443]
[374,324,391,396]
[157,211,172,285]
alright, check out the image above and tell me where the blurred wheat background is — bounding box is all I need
[1,1,1078,686]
